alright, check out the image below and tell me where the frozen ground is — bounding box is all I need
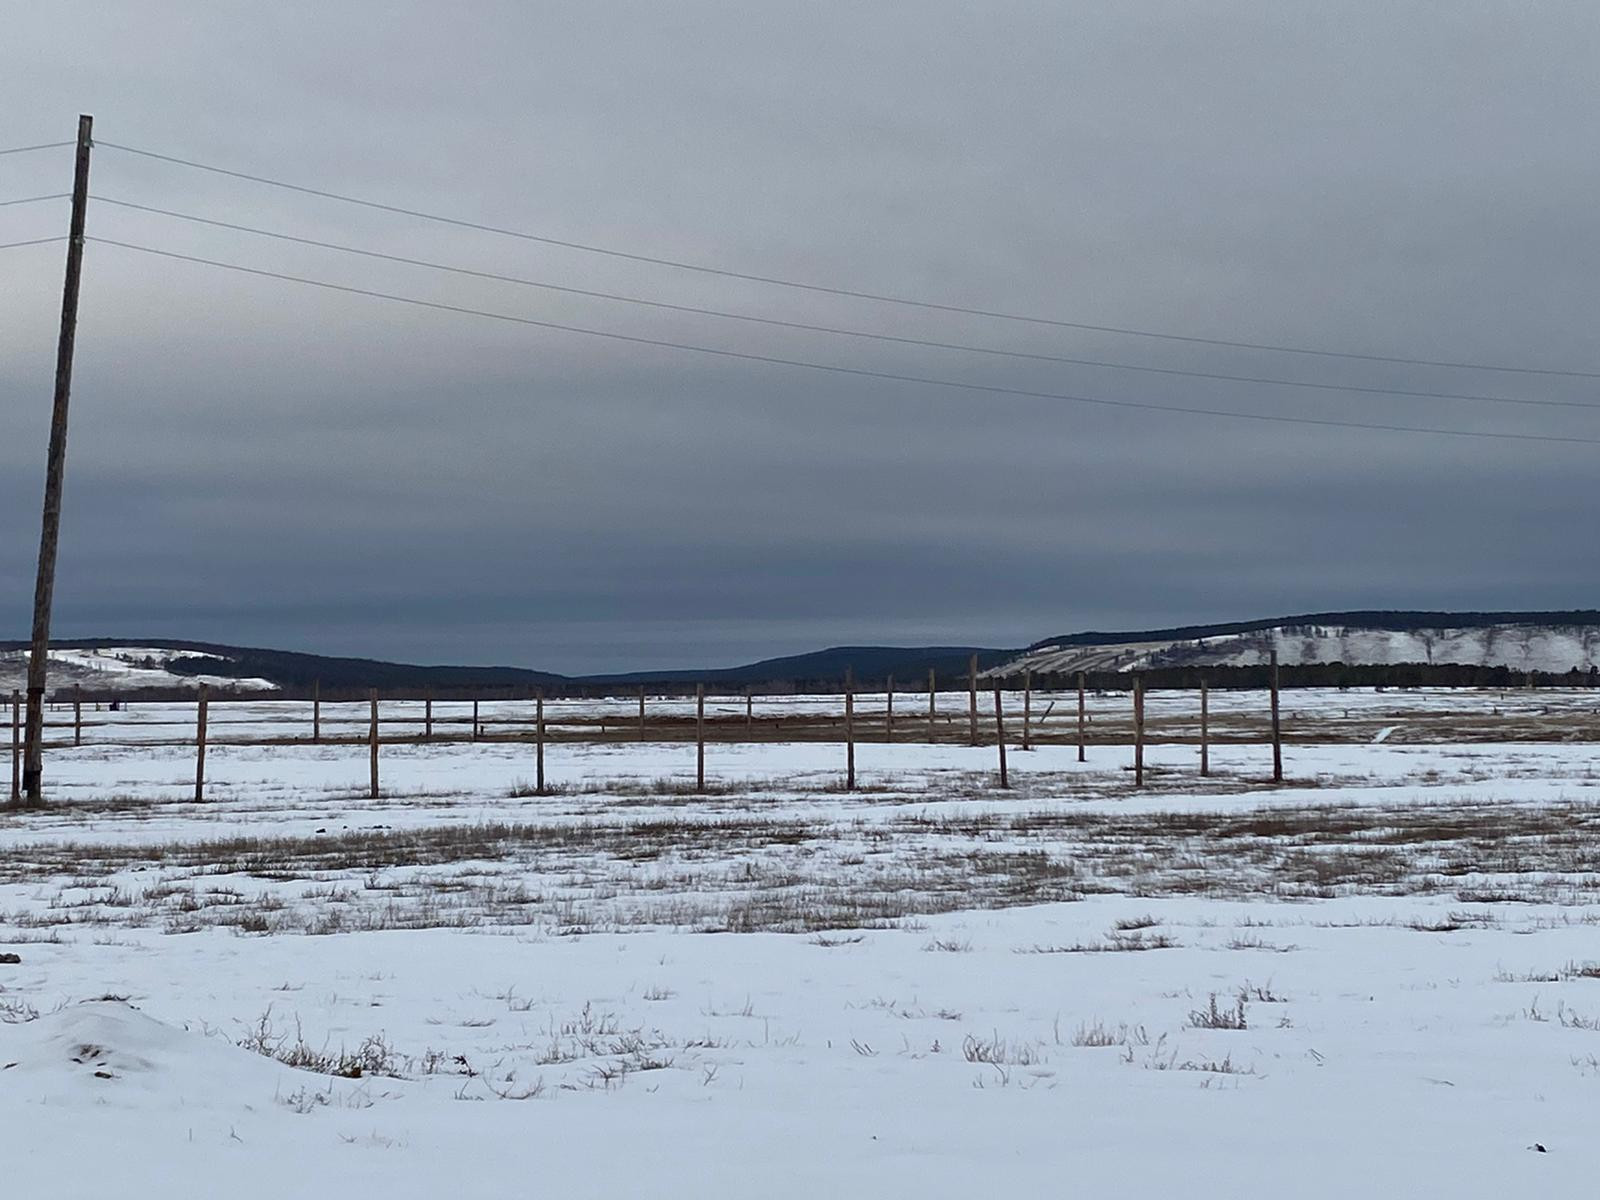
[4,688,1599,1196]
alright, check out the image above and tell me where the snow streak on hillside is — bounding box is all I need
[0,646,278,694]
[987,622,1600,678]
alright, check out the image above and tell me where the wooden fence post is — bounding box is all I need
[10,690,19,805]
[695,683,706,792]
[639,686,646,742]
[885,673,895,744]
[968,654,979,746]
[993,684,1009,788]
[472,699,480,742]
[1270,651,1283,783]
[73,686,82,747]
[1077,672,1087,763]
[312,679,321,744]
[425,691,434,742]
[194,684,209,803]
[844,667,856,790]
[368,690,379,799]
[1021,670,1032,751]
[1133,675,1145,788]
[745,687,753,735]
[536,690,546,794]
[927,669,936,741]
[1199,677,1210,777]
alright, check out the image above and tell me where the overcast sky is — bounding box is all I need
[4,3,1599,672]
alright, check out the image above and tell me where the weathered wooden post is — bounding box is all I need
[1021,670,1033,751]
[885,673,894,744]
[73,686,82,747]
[10,690,20,805]
[472,698,480,742]
[194,683,209,803]
[1077,672,1087,763]
[311,679,321,744]
[1133,675,1145,788]
[745,687,753,735]
[536,690,547,794]
[993,684,1009,788]
[425,691,434,742]
[1270,651,1283,783]
[927,668,936,740]
[368,690,379,799]
[844,667,856,790]
[1199,677,1210,777]
[967,654,979,746]
[695,683,706,792]
[638,686,647,742]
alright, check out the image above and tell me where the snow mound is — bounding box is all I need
[4,1001,299,1106]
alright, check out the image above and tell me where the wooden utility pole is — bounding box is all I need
[885,673,894,744]
[312,679,321,744]
[967,654,979,746]
[695,683,706,792]
[1133,675,1145,788]
[21,114,93,804]
[844,667,856,790]
[193,684,209,803]
[1021,671,1032,751]
[1076,672,1086,763]
[1199,677,1210,777]
[1270,651,1283,783]
[536,690,546,794]
[993,684,1009,788]
[368,691,379,799]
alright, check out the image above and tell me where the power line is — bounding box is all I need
[87,194,1600,415]
[0,141,73,157]
[96,139,1600,381]
[0,236,67,252]
[86,235,1600,448]
[0,194,70,208]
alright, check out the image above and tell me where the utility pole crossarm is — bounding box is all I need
[21,114,93,804]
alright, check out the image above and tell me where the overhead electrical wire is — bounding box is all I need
[0,236,67,252]
[86,235,1600,448]
[85,194,1600,415]
[0,141,73,156]
[95,140,1600,381]
[0,193,70,208]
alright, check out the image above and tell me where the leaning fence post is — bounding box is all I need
[993,684,1009,788]
[1270,651,1283,783]
[194,683,209,803]
[1200,677,1210,777]
[695,683,706,792]
[10,690,20,805]
[1133,675,1145,788]
[368,690,380,799]
[844,667,856,790]
[1077,672,1087,763]
[1021,670,1033,751]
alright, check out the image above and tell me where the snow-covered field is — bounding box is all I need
[5,688,1600,1196]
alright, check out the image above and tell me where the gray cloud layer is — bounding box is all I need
[4,3,1598,671]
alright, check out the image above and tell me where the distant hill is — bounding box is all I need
[990,610,1600,683]
[0,638,1009,698]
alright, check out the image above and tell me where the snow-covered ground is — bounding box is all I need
[4,688,1599,1196]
